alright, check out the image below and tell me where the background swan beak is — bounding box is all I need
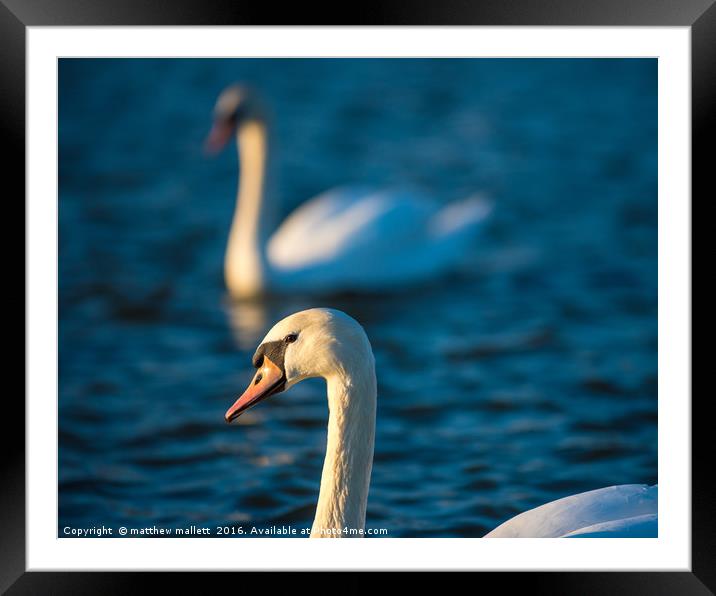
[225,356,285,423]
[204,121,233,155]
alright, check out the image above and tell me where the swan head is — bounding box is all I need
[205,84,263,154]
[225,308,373,423]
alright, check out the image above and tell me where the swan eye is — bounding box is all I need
[284,333,298,344]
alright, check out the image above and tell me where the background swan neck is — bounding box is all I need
[225,120,273,298]
[311,359,377,538]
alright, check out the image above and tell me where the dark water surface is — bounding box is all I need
[59,59,657,537]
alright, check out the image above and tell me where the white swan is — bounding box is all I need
[225,308,376,537]
[484,484,658,538]
[206,85,492,299]
[225,308,657,538]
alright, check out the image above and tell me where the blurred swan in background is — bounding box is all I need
[225,308,658,538]
[206,84,492,300]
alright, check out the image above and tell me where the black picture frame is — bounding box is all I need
[5,0,707,592]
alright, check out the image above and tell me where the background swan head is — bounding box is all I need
[225,308,375,422]
[205,83,264,154]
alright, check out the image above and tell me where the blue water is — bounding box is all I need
[58,59,657,537]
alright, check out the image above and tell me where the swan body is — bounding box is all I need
[224,308,657,538]
[267,187,491,292]
[484,484,658,538]
[207,85,491,299]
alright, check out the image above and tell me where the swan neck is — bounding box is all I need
[225,120,272,298]
[311,360,377,538]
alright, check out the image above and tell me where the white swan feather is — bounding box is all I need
[484,484,658,538]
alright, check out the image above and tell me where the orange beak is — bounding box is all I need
[225,356,285,423]
[204,120,233,155]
